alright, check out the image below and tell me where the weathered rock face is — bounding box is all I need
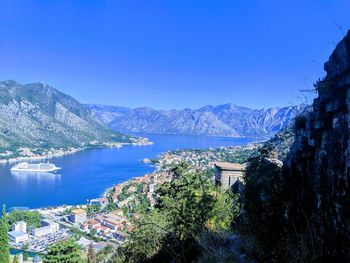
[0,80,132,153]
[286,31,350,260]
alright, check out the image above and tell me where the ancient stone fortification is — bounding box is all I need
[214,162,246,190]
[286,30,350,259]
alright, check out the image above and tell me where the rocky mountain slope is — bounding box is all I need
[261,106,312,161]
[0,80,133,157]
[89,103,307,139]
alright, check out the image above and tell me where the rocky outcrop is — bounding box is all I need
[285,31,350,261]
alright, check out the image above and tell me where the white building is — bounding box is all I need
[41,219,59,232]
[69,209,87,224]
[149,183,155,193]
[32,220,60,237]
[32,226,52,237]
[12,221,27,233]
[8,230,28,244]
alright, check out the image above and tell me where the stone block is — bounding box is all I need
[332,117,339,129]
[314,120,324,129]
[325,99,346,112]
[308,137,316,146]
[314,111,324,121]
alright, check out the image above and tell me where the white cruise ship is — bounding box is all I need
[10,162,61,172]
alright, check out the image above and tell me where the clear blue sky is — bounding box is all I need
[1,0,350,109]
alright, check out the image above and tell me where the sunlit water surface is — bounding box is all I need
[0,134,253,209]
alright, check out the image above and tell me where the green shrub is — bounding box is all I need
[118,163,240,263]
[44,238,83,263]
[6,210,41,230]
[240,148,286,261]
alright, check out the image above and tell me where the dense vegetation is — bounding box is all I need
[114,163,240,263]
[0,205,9,263]
[237,148,288,261]
[5,210,41,230]
[44,238,83,263]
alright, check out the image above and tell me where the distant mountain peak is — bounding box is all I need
[223,102,237,108]
[0,80,133,156]
[89,103,309,139]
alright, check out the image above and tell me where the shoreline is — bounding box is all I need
[0,139,153,165]
[0,147,83,165]
[100,142,258,203]
[4,137,253,212]
[2,139,155,211]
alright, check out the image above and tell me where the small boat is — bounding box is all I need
[10,162,61,172]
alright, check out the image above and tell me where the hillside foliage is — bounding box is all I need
[44,238,83,263]
[5,210,41,230]
[115,163,240,263]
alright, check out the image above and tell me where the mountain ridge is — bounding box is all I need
[88,103,308,139]
[0,80,135,159]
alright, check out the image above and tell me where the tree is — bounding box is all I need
[90,228,97,237]
[6,210,41,230]
[21,243,29,260]
[206,188,240,232]
[44,239,83,263]
[0,204,9,263]
[122,209,167,262]
[87,242,97,263]
[121,163,240,262]
[13,255,19,263]
[241,148,286,260]
[87,204,101,217]
[2,204,5,222]
[104,202,117,212]
[97,245,115,263]
[22,252,29,261]
[156,163,216,240]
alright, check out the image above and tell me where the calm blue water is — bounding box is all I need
[0,134,252,209]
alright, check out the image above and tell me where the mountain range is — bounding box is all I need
[88,103,308,139]
[0,79,307,159]
[0,80,133,156]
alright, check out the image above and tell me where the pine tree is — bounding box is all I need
[87,242,97,263]
[0,204,9,263]
[44,238,83,263]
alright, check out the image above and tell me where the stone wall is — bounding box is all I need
[285,30,350,260]
[214,163,245,190]
[217,170,244,189]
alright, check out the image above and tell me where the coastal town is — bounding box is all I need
[0,137,152,164]
[7,203,130,262]
[4,142,258,262]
